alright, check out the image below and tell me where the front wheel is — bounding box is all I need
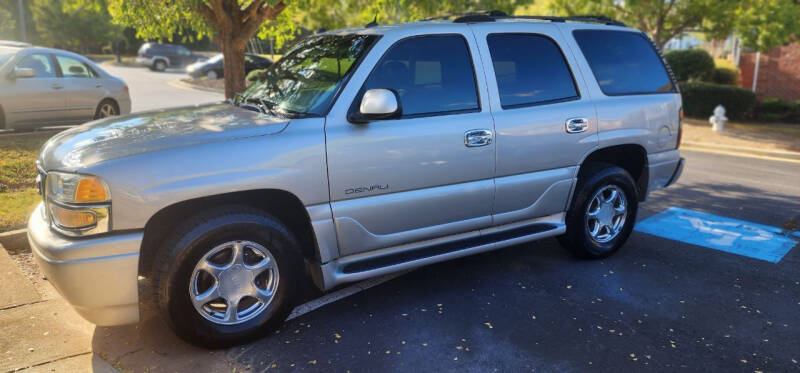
[94,99,118,119]
[558,164,638,259]
[152,206,303,348]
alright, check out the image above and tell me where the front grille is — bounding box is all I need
[36,168,46,197]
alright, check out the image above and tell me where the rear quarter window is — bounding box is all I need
[573,30,675,96]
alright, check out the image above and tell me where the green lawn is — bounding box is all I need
[0,132,57,232]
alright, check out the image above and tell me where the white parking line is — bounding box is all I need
[287,270,412,320]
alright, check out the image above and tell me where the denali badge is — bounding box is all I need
[345,184,388,194]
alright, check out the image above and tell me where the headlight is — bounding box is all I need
[45,172,111,236]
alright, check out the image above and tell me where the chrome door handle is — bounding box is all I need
[51,83,63,90]
[95,83,103,88]
[565,117,589,133]
[465,129,493,147]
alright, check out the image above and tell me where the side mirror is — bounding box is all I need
[11,67,35,79]
[349,88,401,123]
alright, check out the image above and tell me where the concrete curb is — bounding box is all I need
[0,229,29,254]
[168,78,225,94]
[682,141,800,162]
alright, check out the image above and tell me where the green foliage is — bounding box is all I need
[246,68,269,84]
[680,82,756,121]
[547,0,800,52]
[32,0,124,53]
[664,49,715,82]
[706,67,738,86]
[0,3,15,40]
[757,98,800,123]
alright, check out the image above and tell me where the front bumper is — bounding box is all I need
[27,203,142,326]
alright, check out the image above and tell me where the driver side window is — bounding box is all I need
[362,34,479,117]
[16,54,55,78]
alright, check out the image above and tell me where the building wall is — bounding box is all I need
[739,42,800,101]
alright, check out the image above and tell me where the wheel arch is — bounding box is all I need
[139,189,319,279]
[578,144,649,201]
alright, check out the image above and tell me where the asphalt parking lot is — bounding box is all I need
[86,149,799,372]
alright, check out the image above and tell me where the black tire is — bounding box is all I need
[153,59,167,71]
[152,205,303,348]
[93,99,119,120]
[558,163,639,259]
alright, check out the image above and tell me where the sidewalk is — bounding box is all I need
[682,118,800,160]
[0,246,117,372]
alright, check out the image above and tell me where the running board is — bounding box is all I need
[319,216,565,289]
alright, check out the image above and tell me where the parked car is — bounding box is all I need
[29,13,684,347]
[136,42,206,72]
[186,53,273,79]
[0,45,131,130]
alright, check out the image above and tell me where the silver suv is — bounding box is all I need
[28,14,684,347]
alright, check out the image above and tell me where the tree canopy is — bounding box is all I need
[33,0,124,53]
[546,0,800,52]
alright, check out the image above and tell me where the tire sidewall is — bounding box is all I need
[159,212,299,347]
[567,166,638,257]
[94,100,118,120]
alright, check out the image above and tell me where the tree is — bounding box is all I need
[32,0,124,53]
[0,4,15,40]
[82,0,292,98]
[547,0,800,52]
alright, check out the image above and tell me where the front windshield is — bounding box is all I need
[208,54,223,63]
[0,47,19,67]
[241,34,378,116]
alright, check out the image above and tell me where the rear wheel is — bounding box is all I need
[558,163,638,259]
[152,206,303,348]
[206,70,219,79]
[93,99,119,119]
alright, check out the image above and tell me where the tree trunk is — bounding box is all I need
[222,36,247,99]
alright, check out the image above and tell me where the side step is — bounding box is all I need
[319,218,565,289]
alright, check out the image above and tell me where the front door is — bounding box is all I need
[4,53,66,127]
[326,31,496,256]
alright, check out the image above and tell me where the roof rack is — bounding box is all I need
[444,11,626,27]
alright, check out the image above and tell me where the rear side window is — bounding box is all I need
[363,35,479,117]
[487,34,579,108]
[573,30,675,95]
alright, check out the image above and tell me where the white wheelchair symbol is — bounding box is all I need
[678,215,774,247]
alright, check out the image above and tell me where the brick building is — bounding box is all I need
[739,42,800,101]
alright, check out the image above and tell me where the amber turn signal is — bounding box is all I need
[74,177,109,202]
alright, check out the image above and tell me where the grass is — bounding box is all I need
[0,131,58,232]
[686,117,800,138]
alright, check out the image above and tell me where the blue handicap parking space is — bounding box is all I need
[635,207,798,263]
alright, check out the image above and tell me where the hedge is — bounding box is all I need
[664,49,715,82]
[707,67,738,85]
[679,82,756,121]
[757,98,800,123]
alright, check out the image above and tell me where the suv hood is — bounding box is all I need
[39,103,290,171]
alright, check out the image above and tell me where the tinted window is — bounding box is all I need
[16,54,55,78]
[363,35,479,117]
[56,55,92,78]
[573,30,675,95]
[487,34,579,108]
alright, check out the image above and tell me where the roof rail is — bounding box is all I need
[446,11,626,27]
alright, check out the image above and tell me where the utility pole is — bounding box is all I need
[17,0,27,42]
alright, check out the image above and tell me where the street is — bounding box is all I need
[88,147,800,372]
[101,64,223,112]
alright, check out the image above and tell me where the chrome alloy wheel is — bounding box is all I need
[98,103,116,117]
[189,240,279,325]
[585,185,628,243]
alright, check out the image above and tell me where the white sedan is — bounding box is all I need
[0,44,131,130]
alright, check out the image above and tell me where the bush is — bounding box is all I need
[664,49,715,82]
[246,69,269,84]
[706,67,738,85]
[680,82,756,121]
[757,98,800,123]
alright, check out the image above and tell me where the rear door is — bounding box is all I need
[3,52,66,127]
[470,23,598,226]
[325,29,496,256]
[54,54,105,122]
